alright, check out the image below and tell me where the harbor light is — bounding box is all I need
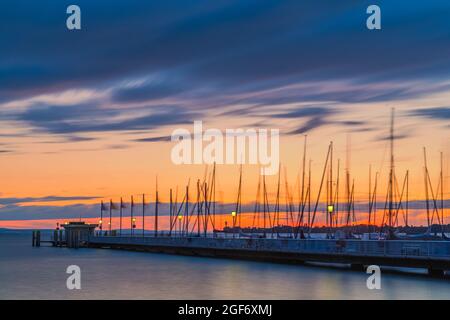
[99,220,103,224]
[178,215,183,220]
[231,211,236,217]
[327,205,334,213]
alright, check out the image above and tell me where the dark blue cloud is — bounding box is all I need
[13,103,200,134]
[0,0,450,139]
[288,117,328,135]
[1,0,450,104]
[270,107,334,119]
[373,133,411,142]
[264,106,368,134]
[112,80,189,103]
[408,107,450,120]
[1,198,448,221]
[0,195,100,205]
[132,136,173,143]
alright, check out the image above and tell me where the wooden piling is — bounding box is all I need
[59,230,63,247]
[428,267,445,278]
[36,230,41,247]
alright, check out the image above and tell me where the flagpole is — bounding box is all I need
[155,177,159,238]
[131,195,134,237]
[100,201,104,235]
[142,193,145,237]
[119,197,123,236]
[109,199,112,233]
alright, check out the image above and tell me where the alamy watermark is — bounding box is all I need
[366,265,381,290]
[66,5,81,30]
[65,4,380,31]
[171,121,280,175]
[366,5,381,30]
[66,265,81,290]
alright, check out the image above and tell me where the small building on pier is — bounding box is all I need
[62,221,98,248]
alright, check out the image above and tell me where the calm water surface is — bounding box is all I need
[1,233,450,299]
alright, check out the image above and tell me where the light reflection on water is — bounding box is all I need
[1,233,449,299]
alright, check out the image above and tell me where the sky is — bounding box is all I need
[0,1,449,228]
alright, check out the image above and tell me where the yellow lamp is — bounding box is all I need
[231,211,236,217]
[99,220,103,224]
[178,215,183,220]
[132,218,136,222]
[327,205,334,213]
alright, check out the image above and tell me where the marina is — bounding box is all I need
[29,109,450,278]
[2,1,450,303]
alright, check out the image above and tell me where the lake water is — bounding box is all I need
[1,232,450,299]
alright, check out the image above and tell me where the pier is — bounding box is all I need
[32,222,450,276]
[86,235,450,277]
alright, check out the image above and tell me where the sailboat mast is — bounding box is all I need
[169,189,173,236]
[335,159,340,228]
[197,179,201,236]
[309,142,331,235]
[275,165,281,233]
[406,170,409,227]
[424,147,430,226]
[130,196,134,236]
[212,162,216,231]
[373,172,378,228]
[346,135,351,227]
[263,174,267,238]
[234,166,243,236]
[185,185,189,236]
[204,182,209,237]
[441,152,444,228]
[308,159,311,231]
[100,200,104,232]
[120,197,123,236]
[142,193,145,237]
[369,165,372,230]
[155,178,159,237]
[388,108,395,228]
[300,135,307,219]
[330,142,333,230]
[109,199,112,233]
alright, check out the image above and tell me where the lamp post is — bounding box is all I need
[178,215,183,237]
[98,220,103,236]
[231,211,237,238]
[327,205,334,233]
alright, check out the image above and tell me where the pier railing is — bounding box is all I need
[89,236,450,260]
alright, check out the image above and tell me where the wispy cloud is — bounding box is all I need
[132,136,173,143]
[288,117,328,135]
[408,107,450,121]
[0,196,100,206]
[10,103,200,135]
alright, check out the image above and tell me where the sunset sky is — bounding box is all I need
[0,1,449,228]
